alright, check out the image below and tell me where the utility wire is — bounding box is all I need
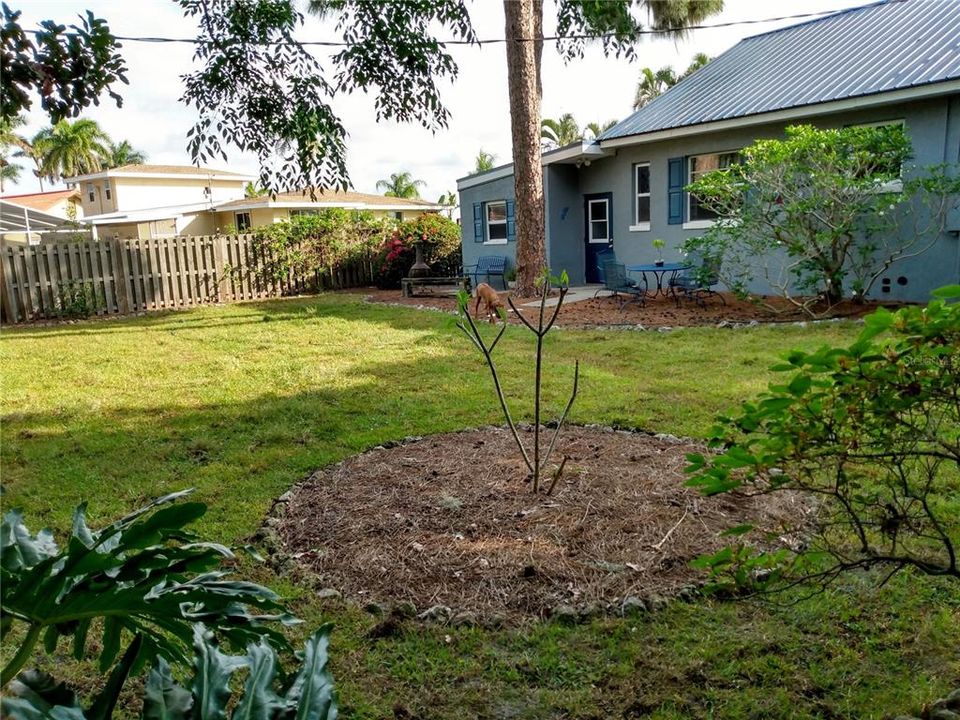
[25,3,885,47]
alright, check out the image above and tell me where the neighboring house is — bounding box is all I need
[0,199,90,245]
[66,164,255,240]
[64,165,443,240]
[459,0,960,302]
[213,190,443,232]
[0,188,84,220]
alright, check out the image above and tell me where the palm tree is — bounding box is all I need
[104,139,147,168]
[0,162,22,192]
[1,114,32,192]
[438,190,457,218]
[32,118,111,183]
[540,113,582,149]
[472,149,497,175]
[633,66,678,110]
[245,182,267,198]
[633,55,711,111]
[375,171,425,199]
[584,119,618,140]
[680,53,711,81]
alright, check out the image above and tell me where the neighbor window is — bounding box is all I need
[688,151,741,222]
[633,163,650,229]
[486,201,507,243]
[392,211,403,220]
[104,182,112,201]
[235,212,251,231]
[87,183,95,203]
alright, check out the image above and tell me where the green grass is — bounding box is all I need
[2,294,957,718]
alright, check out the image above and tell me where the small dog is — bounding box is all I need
[474,282,505,324]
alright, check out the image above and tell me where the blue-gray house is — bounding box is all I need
[457,0,960,302]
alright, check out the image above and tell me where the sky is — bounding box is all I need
[7,0,876,204]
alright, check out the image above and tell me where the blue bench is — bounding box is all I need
[464,255,507,291]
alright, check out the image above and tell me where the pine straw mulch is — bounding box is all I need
[357,287,906,329]
[275,425,806,622]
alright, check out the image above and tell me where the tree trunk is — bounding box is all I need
[504,0,546,297]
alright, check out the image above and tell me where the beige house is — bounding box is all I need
[214,190,444,231]
[66,165,444,240]
[0,188,84,221]
[66,164,254,240]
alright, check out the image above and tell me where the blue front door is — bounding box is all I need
[584,192,613,283]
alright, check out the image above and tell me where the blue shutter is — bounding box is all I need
[505,200,516,241]
[667,157,686,225]
[473,202,484,242]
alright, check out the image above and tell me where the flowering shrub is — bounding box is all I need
[375,213,462,288]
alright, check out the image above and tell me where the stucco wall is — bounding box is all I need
[111,177,246,213]
[544,164,584,283]
[459,175,516,280]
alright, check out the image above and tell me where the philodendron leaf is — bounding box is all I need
[87,634,143,720]
[1,510,59,571]
[142,658,193,720]
[232,639,284,720]
[2,670,86,720]
[287,625,338,720]
[190,625,247,720]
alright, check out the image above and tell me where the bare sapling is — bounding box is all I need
[456,270,579,494]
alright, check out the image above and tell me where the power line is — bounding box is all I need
[24,4,883,47]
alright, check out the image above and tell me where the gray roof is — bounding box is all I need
[603,0,960,141]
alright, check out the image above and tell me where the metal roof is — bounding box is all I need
[0,200,74,233]
[602,0,960,142]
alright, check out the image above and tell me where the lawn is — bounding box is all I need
[2,293,957,719]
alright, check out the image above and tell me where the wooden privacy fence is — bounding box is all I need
[0,234,376,324]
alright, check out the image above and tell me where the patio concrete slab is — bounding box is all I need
[519,285,599,308]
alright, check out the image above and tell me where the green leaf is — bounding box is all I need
[930,284,960,299]
[99,617,122,672]
[87,634,143,720]
[232,640,284,720]
[787,374,811,396]
[190,625,247,720]
[720,524,754,537]
[287,625,337,720]
[142,658,193,720]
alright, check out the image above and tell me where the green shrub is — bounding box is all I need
[686,285,960,593]
[56,280,101,319]
[375,213,462,289]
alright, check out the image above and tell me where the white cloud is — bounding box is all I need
[8,0,874,203]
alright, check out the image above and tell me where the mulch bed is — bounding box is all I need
[357,287,904,329]
[275,426,806,622]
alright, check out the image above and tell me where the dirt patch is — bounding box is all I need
[357,287,905,329]
[276,426,805,621]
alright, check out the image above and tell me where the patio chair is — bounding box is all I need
[594,248,638,297]
[464,255,507,291]
[603,261,646,310]
[669,254,726,307]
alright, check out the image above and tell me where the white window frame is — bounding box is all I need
[684,150,741,229]
[485,201,508,245]
[587,198,611,243]
[235,211,252,232]
[87,183,95,203]
[629,162,651,232]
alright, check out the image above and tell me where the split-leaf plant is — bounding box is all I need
[456,270,579,494]
[0,489,299,688]
[685,286,960,595]
[3,624,337,720]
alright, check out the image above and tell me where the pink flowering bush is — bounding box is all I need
[375,213,462,288]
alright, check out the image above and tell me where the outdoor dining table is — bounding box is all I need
[626,262,692,299]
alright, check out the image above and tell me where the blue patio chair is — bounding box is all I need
[603,261,646,310]
[594,248,638,297]
[669,253,726,307]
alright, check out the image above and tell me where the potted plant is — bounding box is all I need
[652,238,665,266]
[505,266,517,289]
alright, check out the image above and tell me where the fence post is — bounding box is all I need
[112,237,131,314]
[0,239,18,323]
[211,234,226,302]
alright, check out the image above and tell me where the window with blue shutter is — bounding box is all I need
[473,202,484,242]
[505,200,516,241]
[667,157,685,225]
